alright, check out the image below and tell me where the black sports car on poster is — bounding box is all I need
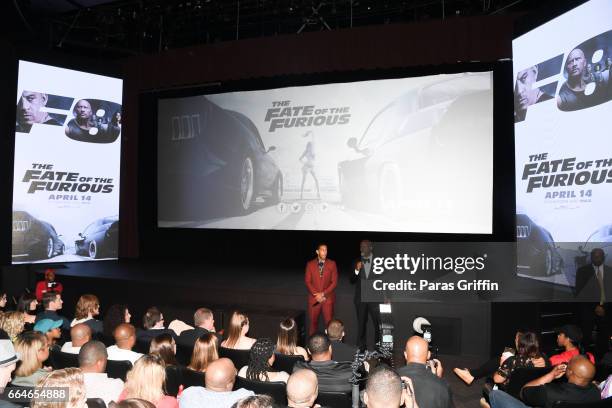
[516,213,564,277]
[12,211,65,261]
[75,216,119,259]
[157,96,283,222]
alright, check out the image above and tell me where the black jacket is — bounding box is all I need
[177,327,221,349]
[397,363,454,408]
[293,360,353,393]
[331,340,358,362]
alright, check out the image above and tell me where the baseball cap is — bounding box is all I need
[33,319,63,334]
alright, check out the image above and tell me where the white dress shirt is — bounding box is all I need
[60,341,81,354]
[83,372,124,405]
[106,345,143,365]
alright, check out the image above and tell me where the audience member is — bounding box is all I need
[119,354,178,408]
[230,395,274,408]
[17,293,38,328]
[79,340,124,405]
[62,323,92,354]
[35,269,64,302]
[31,367,86,408]
[188,333,219,373]
[104,304,132,339]
[110,399,155,408]
[0,311,26,342]
[13,331,51,387]
[326,319,357,362]
[108,323,143,364]
[276,318,309,360]
[0,332,20,408]
[150,333,178,366]
[221,311,256,350]
[492,331,548,390]
[238,337,289,382]
[33,319,62,348]
[177,308,219,349]
[179,358,253,408]
[36,292,70,330]
[454,329,526,386]
[293,333,353,393]
[363,366,404,408]
[0,292,7,312]
[286,369,319,408]
[72,294,103,335]
[397,336,453,408]
[137,307,176,345]
[489,355,600,407]
[549,324,594,365]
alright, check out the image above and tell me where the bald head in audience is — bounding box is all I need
[287,369,318,408]
[71,323,92,348]
[79,340,108,373]
[404,336,429,364]
[363,366,403,408]
[566,355,596,387]
[114,323,137,350]
[205,358,237,392]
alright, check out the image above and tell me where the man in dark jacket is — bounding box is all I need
[397,336,454,408]
[293,333,353,393]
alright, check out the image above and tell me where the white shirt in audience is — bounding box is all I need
[83,372,124,406]
[61,342,82,354]
[179,386,253,408]
[106,345,143,365]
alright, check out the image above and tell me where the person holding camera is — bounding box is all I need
[35,268,63,302]
[397,336,454,408]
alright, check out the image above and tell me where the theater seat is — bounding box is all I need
[50,349,79,369]
[175,344,193,366]
[181,368,206,388]
[234,376,287,405]
[315,391,352,408]
[219,347,250,371]
[106,360,132,381]
[552,398,612,408]
[165,366,182,396]
[502,367,551,399]
[272,353,304,373]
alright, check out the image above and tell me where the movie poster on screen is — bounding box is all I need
[513,0,612,285]
[12,61,122,264]
[158,72,494,234]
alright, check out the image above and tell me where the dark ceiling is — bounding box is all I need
[5,0,567,58]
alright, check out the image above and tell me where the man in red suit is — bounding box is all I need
[305,244,338,335]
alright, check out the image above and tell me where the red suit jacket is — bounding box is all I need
[305,258,338,304]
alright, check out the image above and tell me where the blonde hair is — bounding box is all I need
[124,354,167,404]
[74,294,99,320]
[276,318,299,355]
[188,333,218,372]
[0,311,26,341]
[15,331,47,377]
[224,311,249,349]
[32,367,86,408]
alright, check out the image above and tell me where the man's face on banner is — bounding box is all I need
[515,67,539,111]
[17,91,48,125]
[75,99,93,120]
[565,49,586,79]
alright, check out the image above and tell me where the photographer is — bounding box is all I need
[363,366,420,408]
[397,336,454,408]
[35,268,63,302]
